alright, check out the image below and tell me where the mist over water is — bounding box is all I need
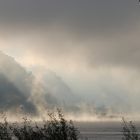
[0,1,139,124]
[0,51,139,122]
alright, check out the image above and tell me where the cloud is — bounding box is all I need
[0,0,137,29]
[1,21,140,70]
[0,0,139,70]
[0,1,140,120]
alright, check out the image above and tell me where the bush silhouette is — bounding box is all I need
[122,117,139,140]
[46,109,79,140]
[0,109,79,140]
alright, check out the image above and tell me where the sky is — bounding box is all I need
[0,0,140,121]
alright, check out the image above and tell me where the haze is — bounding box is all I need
[0,0,139,121]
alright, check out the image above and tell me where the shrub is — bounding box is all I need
[46,109,79,140]
[0,109,79,140]
[122,117,139,140]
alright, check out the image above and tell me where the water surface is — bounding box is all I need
[76,121,140,140]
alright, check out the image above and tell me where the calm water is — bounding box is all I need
[76,121,140,140]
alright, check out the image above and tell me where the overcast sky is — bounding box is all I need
[0,0,140,120]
